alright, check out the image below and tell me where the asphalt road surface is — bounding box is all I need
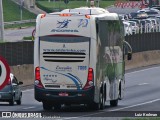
[0,65,160,119]
[4,27,35,42]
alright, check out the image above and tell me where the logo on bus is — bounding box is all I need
[57,19,71,28]
[43,74,57,83]
[78,19,88,28]
[56,66,72,72]
[51,19,79,33]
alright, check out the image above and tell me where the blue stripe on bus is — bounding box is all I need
[40,67,81,90]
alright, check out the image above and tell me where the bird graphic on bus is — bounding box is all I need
[57,19,71,28]
[78,19,88,28]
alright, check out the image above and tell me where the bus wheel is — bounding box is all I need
[53,104,61,110]
[88,92,104,110]
[100,92,105,110]
[110,99,118,107]
[43,102,53,110]
[118,83,122,100]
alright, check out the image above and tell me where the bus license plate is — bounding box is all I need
[59,92,68,96]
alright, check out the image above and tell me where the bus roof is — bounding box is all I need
[36,7,119,37]
[60,7,109,15]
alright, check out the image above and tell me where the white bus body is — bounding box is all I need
[34,7,127,110]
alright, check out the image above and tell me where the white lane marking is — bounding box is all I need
[22,89,34,92]
[63,117,80,120]
[22,106,35,110]
[63,98,160,119]
[109,98,160,111]
[138,83,149,86]
[126,66,160,75]
[63,111,105,120]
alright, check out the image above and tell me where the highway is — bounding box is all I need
[0,65,160,119]
[4,27,34,42]
[2,6,160,119]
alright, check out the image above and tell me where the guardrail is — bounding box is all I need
[4,19,36,26]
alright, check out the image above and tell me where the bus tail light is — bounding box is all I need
[7,78,11,85]
[35,67,44,88]
[85,15,90,19]
[60,13,72,17]
[83,68,94,90]
[41,14,46,19]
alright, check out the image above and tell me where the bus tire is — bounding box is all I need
[43,102,53,110]
[110,99,118,107]
[118,82,122,100]
[9,96,15,106]
[100,92,105,110]
[88,91,104,110]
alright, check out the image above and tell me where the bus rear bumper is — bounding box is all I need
[34,86,95,104]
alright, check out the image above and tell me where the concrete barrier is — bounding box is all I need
[10,64,34,86]
[125,50,160,70]
[10,50,160,86]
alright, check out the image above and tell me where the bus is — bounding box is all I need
[34,7,132,110]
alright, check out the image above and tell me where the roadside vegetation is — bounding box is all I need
[3,0,36,29]
[23,36,33,40]
[36,0,115,13]
[3,0,36,21]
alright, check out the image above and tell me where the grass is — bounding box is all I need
[3,0,36,22]
[23,36,33,40]
[36,1,115,12]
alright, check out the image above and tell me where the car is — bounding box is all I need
[0,73,23,105]
[127,21,139,34]
[146,18,158,30]
[129,12,139,19]
[151,5,160,10]
[137,8,160,17]
[145,19,153,32]
[119,14,125,21]
[123,21,132,36]
[139,20,147,33]
[119,14,129,21]
[135,12,148,19]
[156,16,160,24]
[137,8,160,13]
[129,19,141,25]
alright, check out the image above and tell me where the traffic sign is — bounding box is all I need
[0,56,10,90]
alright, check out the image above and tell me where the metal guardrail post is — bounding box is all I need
[0,0,4,41]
